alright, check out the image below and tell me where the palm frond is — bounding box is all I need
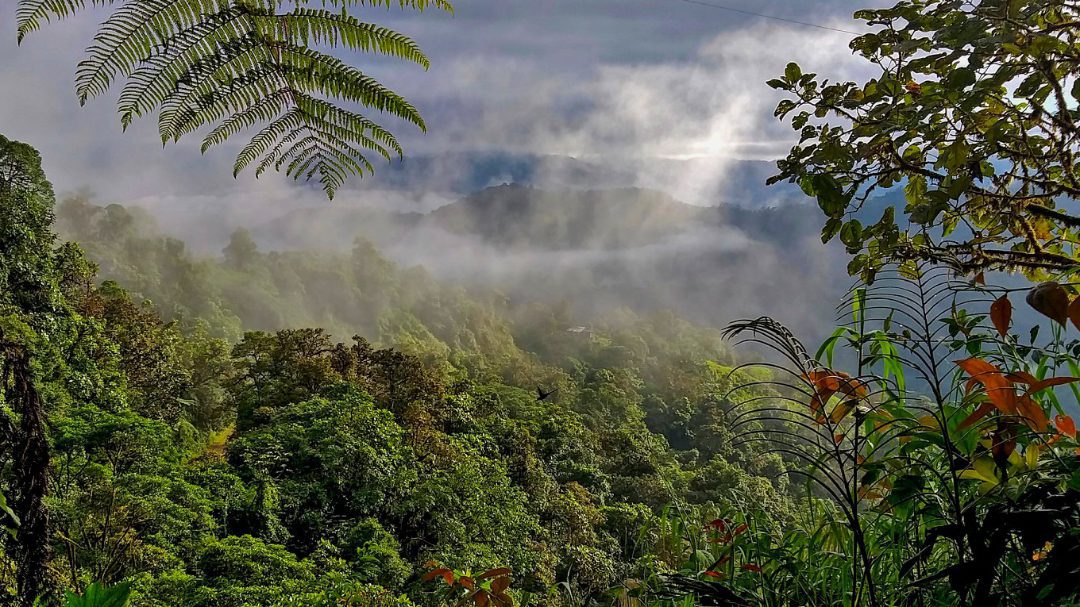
[15,0,450,199]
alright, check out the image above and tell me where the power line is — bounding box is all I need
[672,0,862,36]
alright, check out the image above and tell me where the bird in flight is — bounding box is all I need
[536,386,558,402]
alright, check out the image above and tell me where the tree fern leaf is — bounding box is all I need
[118,8,250,127]
[322,0,453,13]
[260,9,429,68]
[16,0,117,43]
[201,89,292,152]
[75,0,237,103]
[20,0,449,198]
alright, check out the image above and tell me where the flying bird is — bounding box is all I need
[536,386,558,402]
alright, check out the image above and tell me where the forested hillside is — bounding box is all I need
[60,185,848,344]
[6,0,1080,605]
[2,163,795,606]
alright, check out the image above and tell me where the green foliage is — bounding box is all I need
[0,155,801,607]
[14,0,452,198]
[61,582,132,607]
[769,0,1080,279]
[718,267,1080,606]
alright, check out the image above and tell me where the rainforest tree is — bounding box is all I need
[770,0,1080,279]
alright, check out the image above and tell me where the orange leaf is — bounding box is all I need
[460,577,475,591]
[958,402,996,430]
[422,567,453,584]
[1005,371,1039,385]
[732,524,748,536]
[956,359,1016,414]
[974,272,986,285]
[741,563,762,573]
[1024,376,1080,395]
[1032,541,1053,562]
[1015,396,1049,432]
[833,433,845,445]
[1026,282,1070,326]
[1070,297,1080,331]
[1054,414,1077,438]
[704,570,723,579]
[490,577,511,594]
[990,295,1012,338]
[477,568,512,581]
[830,400,857,424]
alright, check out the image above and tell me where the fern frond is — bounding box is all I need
[15,0,116,43]
[117,8,251,128]
[260,9,429,68]
[322,0,454,13]
[16,0,446,198]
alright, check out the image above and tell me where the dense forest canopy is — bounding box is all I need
[2,133,800,607]
[3,0,1080,606]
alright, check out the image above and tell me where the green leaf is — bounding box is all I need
[812,174,848,216]
[821,217,843,243]
[839,219,863,249]
[64,582,132,607]
[785,62,803,83]
[946,67,976,89]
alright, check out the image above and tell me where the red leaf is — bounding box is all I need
[990,295,1012,338]
[958,402,996,430]
[477,568,512,581]
[1055,414,1077,438]
[422,568,453,584]
[1006,371,1039,385]
[1015,395,1049,432]
[704,518,728,531]
[956,359,1016,415]
[704,570,723,579]
[1026,282,1070,326]
[475,591,490,607]
[974,272,986,285]
[460,577,475,590]
[732,524,748,536]
[490,577,511,594]
[741,563,762,573]
[1024,376,1080,395]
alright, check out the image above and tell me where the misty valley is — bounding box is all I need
[2,1,1080,607]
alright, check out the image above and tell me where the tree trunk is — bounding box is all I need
[7,349,51,607]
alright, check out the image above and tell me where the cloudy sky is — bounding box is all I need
[0,0,881,208]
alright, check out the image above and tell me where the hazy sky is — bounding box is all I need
[0,0,880,206]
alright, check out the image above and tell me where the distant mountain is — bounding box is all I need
[258,184,826,251]
[247,184,848,343]
[429,185,707,249]
[336,151,804,205]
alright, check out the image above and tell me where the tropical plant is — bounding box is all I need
[14,0,452,198]
[57,582,132,607]
[719,265,1080,605]
[422,562,516,607]
[769,0,1080,279]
